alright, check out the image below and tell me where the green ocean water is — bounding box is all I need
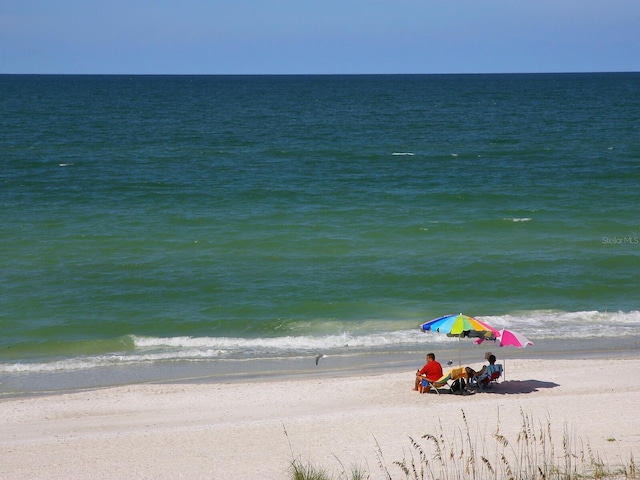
[1,73,639,392]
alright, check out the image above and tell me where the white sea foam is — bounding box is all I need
[392,152,415,156]
[478,310,640,339]
[1,310,638,374]
[503,217,532,222]
[131,330,435,352]
[0,330,436,374]
[0,347,230,374]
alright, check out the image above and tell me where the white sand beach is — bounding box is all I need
[1,357,639,479]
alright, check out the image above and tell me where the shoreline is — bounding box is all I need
[3,336,640,398]
[1,354,640,479]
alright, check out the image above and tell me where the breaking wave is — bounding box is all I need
[1,310,638,374]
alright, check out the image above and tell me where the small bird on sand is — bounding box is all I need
[315,354,327,365]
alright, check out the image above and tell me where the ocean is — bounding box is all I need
[1,73,639,395]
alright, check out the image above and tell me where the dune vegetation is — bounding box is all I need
[286,409,637,480]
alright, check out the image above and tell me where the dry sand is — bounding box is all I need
[1,357,639,479]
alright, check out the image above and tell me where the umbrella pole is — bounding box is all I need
[504,357,506,381]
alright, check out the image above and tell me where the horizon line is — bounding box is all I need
[1,70,639,77]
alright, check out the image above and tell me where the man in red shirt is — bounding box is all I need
[413,352,443,392]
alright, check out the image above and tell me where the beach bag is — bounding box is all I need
[450,378,466,394]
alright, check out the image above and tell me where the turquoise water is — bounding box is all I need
[1,73,639,393]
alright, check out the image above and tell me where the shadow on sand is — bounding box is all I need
[477,379,560,395]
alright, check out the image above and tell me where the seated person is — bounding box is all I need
[413,352,443,392]
[465,354,501,385]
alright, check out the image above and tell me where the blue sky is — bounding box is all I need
[2,0,639,74]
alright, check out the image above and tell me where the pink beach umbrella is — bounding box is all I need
[497,329,534,348]
[497,328,533,380]
[475,328,533,380]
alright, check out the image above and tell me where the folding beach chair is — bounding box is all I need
[474,364,503,389]
[420,367,468,395]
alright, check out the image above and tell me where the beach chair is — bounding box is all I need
[420,367,468,395]
[474,364,503,389]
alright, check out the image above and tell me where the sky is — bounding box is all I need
[1,0,639,75]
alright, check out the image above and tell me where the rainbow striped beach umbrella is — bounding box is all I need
[421,313,499,340]
[421,313,500,366]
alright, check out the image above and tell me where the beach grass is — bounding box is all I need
[287,409,638,480]
[285,424,369,480]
